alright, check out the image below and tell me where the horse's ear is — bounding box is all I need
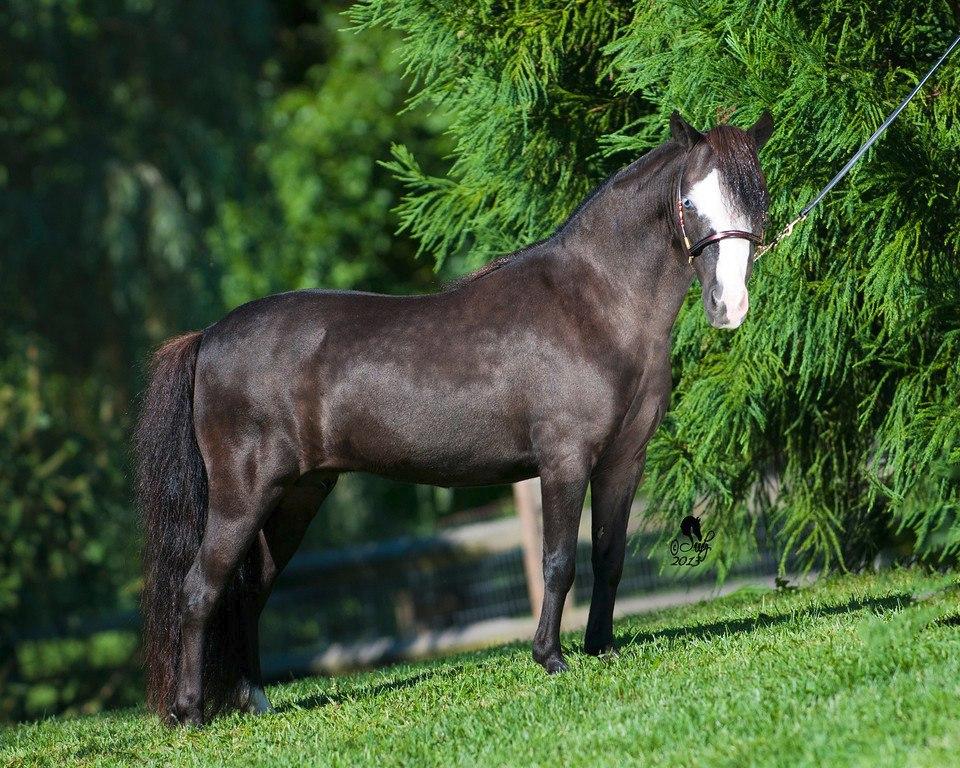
[670,111,704,148]
[748,110,774,149]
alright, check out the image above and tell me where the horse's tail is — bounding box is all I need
[134,330,210,718]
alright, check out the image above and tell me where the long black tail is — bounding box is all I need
[135,331,206,718]
[134,331,256,721]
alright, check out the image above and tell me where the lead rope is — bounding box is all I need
[755,30,960,261]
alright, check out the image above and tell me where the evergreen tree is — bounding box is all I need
[353,0,960,571]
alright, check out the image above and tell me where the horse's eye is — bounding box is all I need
[682,198,693,210]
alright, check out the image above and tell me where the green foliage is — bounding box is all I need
[0,339,127,618]
[354,0,960,570]
[0,0,458,721]
[0,0,278,721]
[209,8,455,307]
[0,335,135,721]
[3,569,959,767]
[0,0,269,374]
[360,0,646,266]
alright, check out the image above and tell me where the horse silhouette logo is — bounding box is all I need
[680,515,702,542]
[670,515,715,567]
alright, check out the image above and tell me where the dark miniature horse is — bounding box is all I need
[135,112,773,725]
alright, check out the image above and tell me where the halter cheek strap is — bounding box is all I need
[675,173,763,264]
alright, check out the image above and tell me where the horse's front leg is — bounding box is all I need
[584,454,644,657]
[532,457,590,674]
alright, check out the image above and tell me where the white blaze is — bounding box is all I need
[687,169,751,327]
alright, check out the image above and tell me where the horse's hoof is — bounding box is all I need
[585,643,619,660]
[234,679,275,715]
[168,707,203,728]
[244,686,274,715]
[545,657,569,674]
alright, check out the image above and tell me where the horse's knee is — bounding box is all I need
[543,549,575,594]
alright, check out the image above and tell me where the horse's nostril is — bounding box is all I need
[709,288,721,308]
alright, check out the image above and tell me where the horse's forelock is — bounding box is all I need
[704,125,768,215]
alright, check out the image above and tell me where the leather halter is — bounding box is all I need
[675,173,763,264]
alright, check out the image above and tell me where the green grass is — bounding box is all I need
[3,569,959,767]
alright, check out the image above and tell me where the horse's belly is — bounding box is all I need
[319,386,536,486]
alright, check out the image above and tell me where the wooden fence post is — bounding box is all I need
[513,478,544,617]
[513,479,576,621]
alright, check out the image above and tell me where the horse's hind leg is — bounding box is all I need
[172,468,285,726]
[237,475,337,714]
[584,455,644,656]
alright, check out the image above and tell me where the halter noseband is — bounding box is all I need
[675,173,763,264]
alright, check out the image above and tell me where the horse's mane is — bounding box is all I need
[451,141,682,288]
[459,255,513,283]
[452,126,764,287]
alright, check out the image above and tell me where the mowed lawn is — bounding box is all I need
[3,569,959,767]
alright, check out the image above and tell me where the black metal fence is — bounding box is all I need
[258,522,781,675]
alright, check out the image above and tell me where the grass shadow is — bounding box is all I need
[281,593,920,710]
[279,662,467,712]
[613,592,915,649]
[934,613,960,627]
[273,635,529,714]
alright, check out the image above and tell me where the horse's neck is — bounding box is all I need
[551,153,694,340]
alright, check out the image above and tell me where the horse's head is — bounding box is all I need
[670,112,774,329]
[680,514,702,542]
